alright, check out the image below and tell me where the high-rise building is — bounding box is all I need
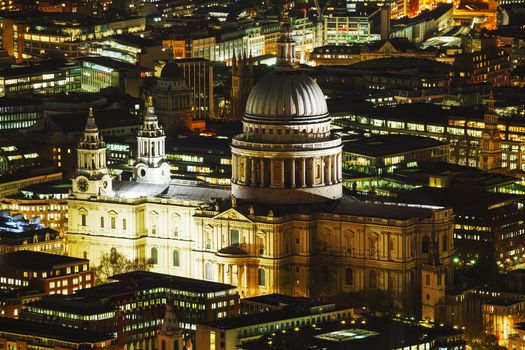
[159,59,214,120]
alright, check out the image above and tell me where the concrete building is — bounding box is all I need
[152,64,195,134]
[343,134,450,175]
[79,56,153,97]
[21,271,239,348]
[0,251,92,294]
[0,210,63,255]
[0,59,81,97]
[158,59,214,120]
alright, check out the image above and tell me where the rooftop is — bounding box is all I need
[222,197,441,221]
[0,251,87,271]
[242,315,463,350]
[200,304,343,330]
[45,109,141,132]
[78,56,152,71]
[110,34,162,48]
[0,317,113,344]
[343,134,447,157]
[0,59,79,78]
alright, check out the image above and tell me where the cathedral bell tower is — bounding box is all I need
[157,299,190,350]
[479,92,502,172]
[421,228,446,323]
[230,50,254,120]
[72,107,112,197]
[276,21,296,67]
[133,96,171,185]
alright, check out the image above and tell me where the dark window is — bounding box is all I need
[345,267,353,285]
[422,236,430,254]
[369,270,377,289]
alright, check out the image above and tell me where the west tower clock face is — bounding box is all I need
[77,177,89,192]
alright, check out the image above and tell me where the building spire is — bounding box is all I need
[159,298,181,336]
[85,106,98,131]
[276,19,295,67]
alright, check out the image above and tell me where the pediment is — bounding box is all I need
[213,208,252,223]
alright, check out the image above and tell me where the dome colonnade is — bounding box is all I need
[231,68,343,204]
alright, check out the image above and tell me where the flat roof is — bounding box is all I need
[0,251,87,270]
[200,305,347,330]
[78,56,152,71]
[242,315,463,350]
[343,134,446,157]
[398,186,521,212]
[0,317,113,343]
[0,59,79,78]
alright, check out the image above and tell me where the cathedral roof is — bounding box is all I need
[244,68,328,122]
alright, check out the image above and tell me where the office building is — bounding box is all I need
[0,60,81,97]
[21,271,239,348]
[343,134,450,175]
[0,210,63,255]
[0,251,92,294]
[159,59,214,119]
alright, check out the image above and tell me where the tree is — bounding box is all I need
[95,251,153,284]
[471,334,507,350]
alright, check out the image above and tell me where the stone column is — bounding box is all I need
[251,157,256,186]
[309,158,315,186]
[243,157,248,184]
[243,264,248,295]
[270,159,275,187]
[219,264,224,283]
[337,152,343,182]
[320,157,325,185]
[280,159,285,187]
[327,155,332,185]
[301,158,306,187]
[332,154,337,183]
[290,158,296,188]
[260,158,265,188]
[232,154,237,183]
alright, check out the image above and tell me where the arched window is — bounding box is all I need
[369,270,377,289]
[422,236,430,254]
[83,251,88,259]
[205,262,213,281]
[150,247,158,265]
[442,233,448,252]
[110,247,117,264]
[161,340,166,350]
[345,267,353,286]
[258,268,266,286]
[173,250,180,267]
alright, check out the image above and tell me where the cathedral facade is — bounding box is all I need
[67,32,454,315]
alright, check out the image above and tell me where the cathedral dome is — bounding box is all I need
[160,63,184,79]
[244,69,328,122]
